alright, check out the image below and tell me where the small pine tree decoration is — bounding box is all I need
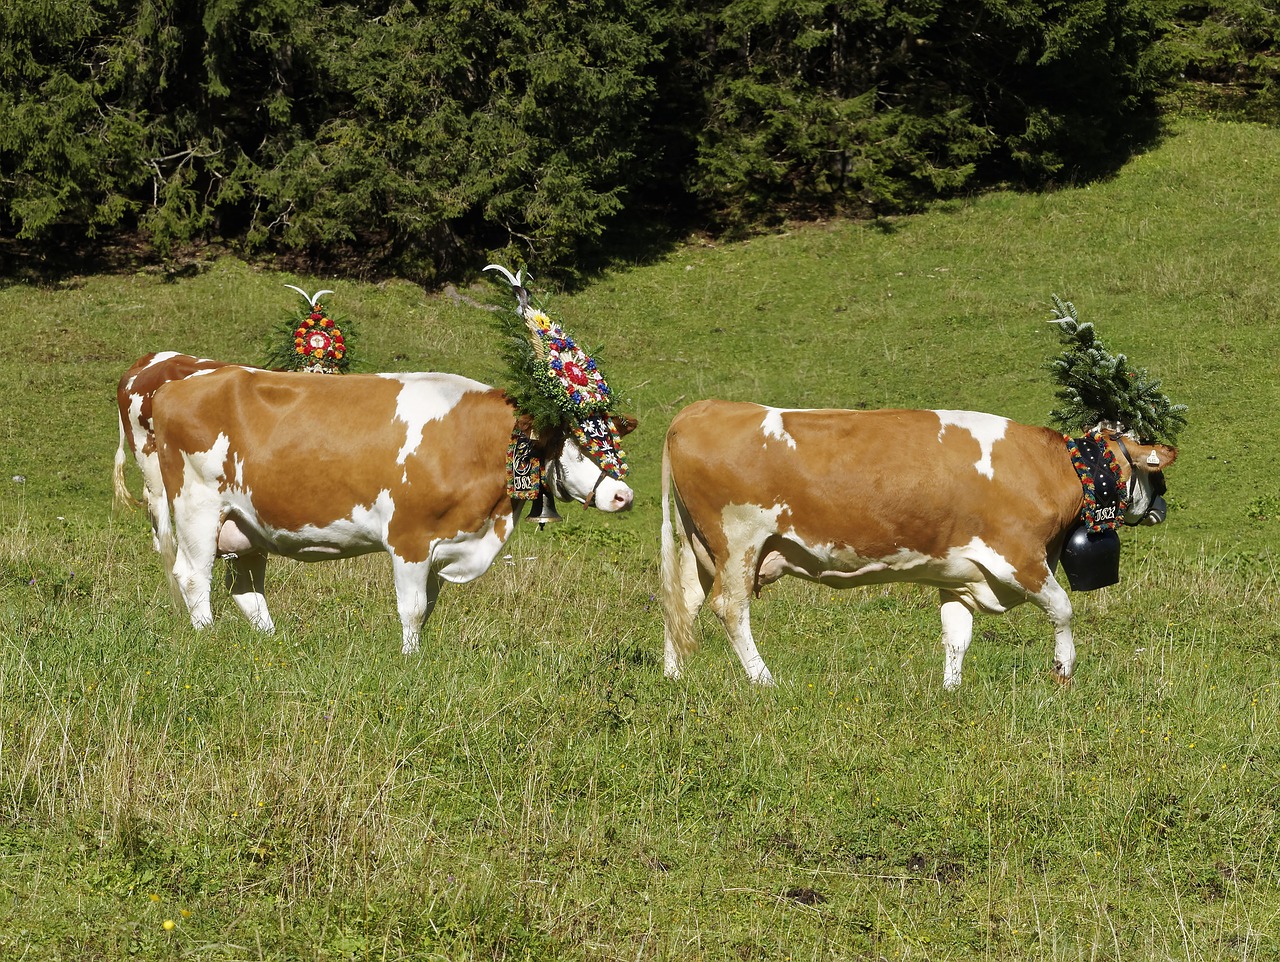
[1046,295,1187,443]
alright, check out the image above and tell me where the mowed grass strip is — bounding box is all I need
[1,118,1278,959]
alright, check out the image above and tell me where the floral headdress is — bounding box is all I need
[485,264,629,481]
[1045,295,1186,444]
[265,286,355,374]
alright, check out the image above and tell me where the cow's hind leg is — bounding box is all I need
[939,590,975,690]
[392,557,442,655]
[708,549,774,686]
[169,500,220,630]
[225,552,274,633]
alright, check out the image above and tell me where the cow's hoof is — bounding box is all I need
[1051,668,1073,687]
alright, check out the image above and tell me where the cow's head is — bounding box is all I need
[541,413,637,513]
[1115,438,1178,526]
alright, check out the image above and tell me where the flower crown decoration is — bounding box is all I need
[1045,294,1187,444]
[264,285,356,374]
[485,264,628,478]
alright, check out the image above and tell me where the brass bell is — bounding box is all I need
[526,487,563,528]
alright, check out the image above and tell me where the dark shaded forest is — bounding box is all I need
[1,0,1276,283]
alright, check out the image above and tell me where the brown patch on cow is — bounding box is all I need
[153,369,516,564]
[493,514,511,544]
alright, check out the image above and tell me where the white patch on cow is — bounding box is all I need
[385,373,491,470]
[716,501,787,684]
[182,433,233,489]
[762,529,938,588]
[126,392,150,453]
[938,536,1021,613]
[431,521,511,584]
[722,501,786,544]
[138,351,183,375]
[933,410,1008,480]
[760,527,1027,613]
[939,596,974,690]
[760,408,798,448]
[551,435,634,512]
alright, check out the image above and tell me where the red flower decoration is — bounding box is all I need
[562,361,589,386]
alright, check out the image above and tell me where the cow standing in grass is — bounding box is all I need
[149,366,635,652]
[660,401,1175,689]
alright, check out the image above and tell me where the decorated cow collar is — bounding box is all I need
[486,264,630,508]
[1064,432,1126,532]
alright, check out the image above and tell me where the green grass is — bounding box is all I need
[2,118,1280,959]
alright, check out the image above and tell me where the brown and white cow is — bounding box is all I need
[115,352,242,545]
[150,366,635,652]
[660,401,1176,689]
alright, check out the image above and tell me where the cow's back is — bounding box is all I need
[666,399,1081,561]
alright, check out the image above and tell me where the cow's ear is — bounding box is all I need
[612,414,638,438]
[1144,444,1177,470]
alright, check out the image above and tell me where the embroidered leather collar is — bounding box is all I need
[1065,433,1127,531]
[506,430,542,501]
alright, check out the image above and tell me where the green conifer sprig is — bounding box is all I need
[486,269,617,435]
[1045,294,1187,443]
[495,307,568,434]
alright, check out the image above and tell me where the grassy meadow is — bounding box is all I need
[2,118,1280,960]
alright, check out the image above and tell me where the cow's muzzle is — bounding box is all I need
[1142,495,1167,526]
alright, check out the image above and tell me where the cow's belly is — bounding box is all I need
[217,497,515,582]
[759,536,1025,614]
[218,516,386,561]
[217,491,396,561]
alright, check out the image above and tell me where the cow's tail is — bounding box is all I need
[112,416,141,511]
[660,434,699,666]
[152,485,183,608]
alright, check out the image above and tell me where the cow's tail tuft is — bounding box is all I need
[660,434,699,664]
[112,416,141,511]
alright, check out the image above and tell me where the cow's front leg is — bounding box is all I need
[1034,576,1076,682]
[392,557,441,655]
[225,552,274,633]
[939,590,974,690]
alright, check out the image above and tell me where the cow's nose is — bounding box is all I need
[610,487,634,512]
